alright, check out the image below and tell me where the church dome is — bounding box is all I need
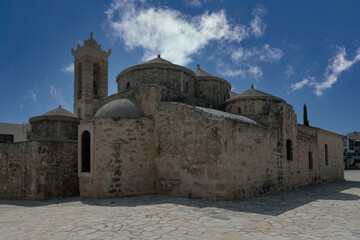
[94,99,145,119]
[226,85,284,103]
[116,55,196,96]
[42,106,78,117]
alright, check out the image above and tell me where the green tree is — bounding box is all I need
[303,104,309,126]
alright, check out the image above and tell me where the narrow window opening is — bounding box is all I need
[126,82,130,89]
[81,131,91,172]
[237,107,242,114]
[325,144,329,166]
[77,63,82,100]
[185,82,189,93]
[93,63,100,98]
[308,151,313,170]
[286,139,293,160]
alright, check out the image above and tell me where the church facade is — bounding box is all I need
[0,34,344,200]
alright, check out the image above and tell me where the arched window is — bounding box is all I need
[81,131,91,172]
[126,82,130,90]
[325,144,329,166]
[238,107,241,114]
[185,82,189,93]
[93,63,100,98]
[308,151,313,170]
[77,63,82,99]
[286,139,293,160]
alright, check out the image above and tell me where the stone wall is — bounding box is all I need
[78,117,156,198]
[195,78,231,105]
[0,140,78,200]
[29,119,79,140]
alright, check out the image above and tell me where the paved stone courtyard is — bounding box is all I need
[1,170,360,240]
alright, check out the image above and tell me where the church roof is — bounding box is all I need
[42,106,78,117]
[29,106,79,123]
[143,55,173,65]
[117,55,195,79]
[194,64,231,86]
[94,99,145,119]
[226,85,284,103]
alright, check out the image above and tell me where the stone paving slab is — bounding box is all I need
[1,170,360,239]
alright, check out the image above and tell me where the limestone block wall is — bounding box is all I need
[30,119,79,140]
[78,117,156,198]
[0,141,78,200]
[195,79,231,105]
[156,102,283,200]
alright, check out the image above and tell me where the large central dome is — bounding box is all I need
[116,55,196,96]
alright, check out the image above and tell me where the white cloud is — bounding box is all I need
[291,46,360,96]
[219,65,262,81]
[249,5,266,38]
[186,0,202,7]
[105,0,266,66]
[291,76,315,91]
[24,89,37,103]
[285,65,294,79]
[50,85,70,109]
[61,63,74,74]
[231,44,283,63]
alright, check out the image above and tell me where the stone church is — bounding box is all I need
[0,33,344,200]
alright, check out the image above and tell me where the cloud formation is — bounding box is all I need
[249,5,267,38]
[50,85,70,109]
[105,0,266,66]
[219,65,263,81]
[231,44,283,63]
[61,63,74,74]
[291,46,360,96]
[24,89,37,103]
[285,65,294,79]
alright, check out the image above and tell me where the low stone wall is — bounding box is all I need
[0,140,78,200]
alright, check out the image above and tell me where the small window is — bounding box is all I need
[308,152,313,170]
[81,131,91,172]
[0,134,14,143]
[93,63,100,98]
[237,107,241,114]
[126,82,130,89]
[185,82,189,93]
[286,139,293,160]
[325,144,329,166]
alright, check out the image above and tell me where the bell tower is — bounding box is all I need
[71,32,111,118]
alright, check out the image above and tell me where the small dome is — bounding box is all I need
[227,85,284,103]
[194,64,231,86]
[43,105,78,117]
[29,105,79,123]
[95,99,144,119]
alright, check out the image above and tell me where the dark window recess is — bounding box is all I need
[308,152,313,170]
[81,131,91,172]
[126,82,130,89]
[185,82,189,93]
[93,63,100,98]
[286,139,293,160]
[238,107,241,114]
[0,134,14,143]
[77,63,82,100]
[325,144,329,166]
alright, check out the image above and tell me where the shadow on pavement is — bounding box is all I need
[1,171,359,217]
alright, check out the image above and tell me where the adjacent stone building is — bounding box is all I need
[0,33,344,200]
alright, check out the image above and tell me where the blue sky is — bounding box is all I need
[1,0,359,135]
